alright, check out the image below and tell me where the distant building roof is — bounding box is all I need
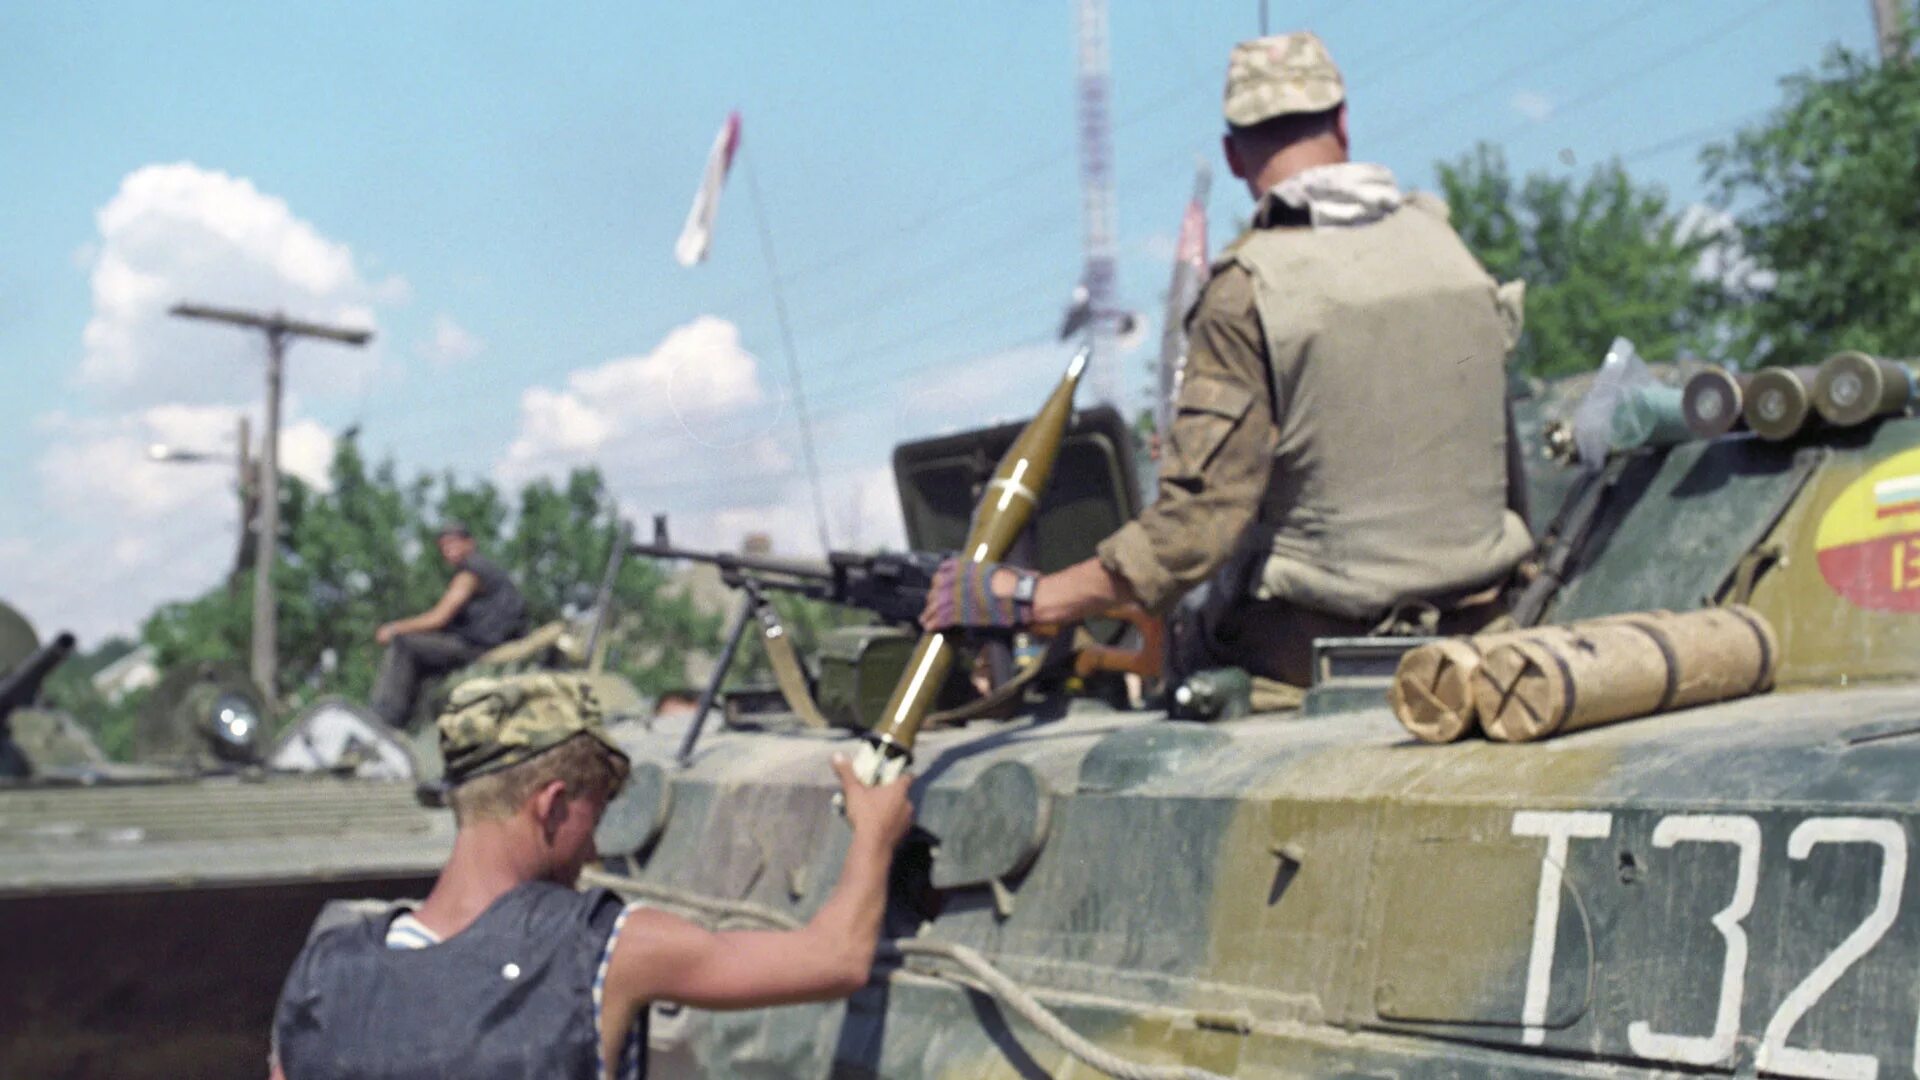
[91,644,159,703]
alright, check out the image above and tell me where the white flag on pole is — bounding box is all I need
[674,111,741,268]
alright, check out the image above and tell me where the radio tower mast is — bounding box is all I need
[1074,0,1120,407]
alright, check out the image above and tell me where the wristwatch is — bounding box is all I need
[1010,568,1038,621]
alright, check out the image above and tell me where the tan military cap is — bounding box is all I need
[437,673,628,785]
[1223,31,1345,127]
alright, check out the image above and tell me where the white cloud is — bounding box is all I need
[14,162,378,642]
[1510,90,1555,123]
[500,315,792,502]
[77,162,397,405]
[21,403,337,642]
[495,315,914,559]
[417,314,484,368]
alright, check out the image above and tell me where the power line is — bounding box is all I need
[368,283,1061,475]
[805,330,1062,421]
[1370,0,1666,150]
[801,284,1064,402]
[1485,0,1794,149]
[1341,0,1528,88]
[365,129,1193,446]
[1616,113,1758,168]
[761,113,1217,357]
[372,275,1063,455]
[363,197,1078,440]
[697,75,1209,320]
[219,4,1652,493]
[793,201,1078,341]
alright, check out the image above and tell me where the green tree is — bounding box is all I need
[40,637,145,760]
[1701,30,1920,366]
[138,439,722,743]
[1436,143,1722,377]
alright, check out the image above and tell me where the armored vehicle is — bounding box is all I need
[0,605,454,1079]
[0,591,658,1078]
[590,352,1920,1079]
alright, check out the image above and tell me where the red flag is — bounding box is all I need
[675,111,741,267]
[1175,197,1208,273]
[1156,163,1212,432]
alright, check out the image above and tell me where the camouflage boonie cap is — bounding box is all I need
[437,673,627,786]
[1223,31,1345,127]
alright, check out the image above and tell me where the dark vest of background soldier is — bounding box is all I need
[369,524,527,729]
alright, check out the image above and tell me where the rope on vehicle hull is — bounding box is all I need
[579,868,1235,1080]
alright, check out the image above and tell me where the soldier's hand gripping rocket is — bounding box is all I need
[919,559,1040,631]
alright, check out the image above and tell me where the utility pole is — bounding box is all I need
[169,303,373,700]
[231,414,254,598]
[146,415,254,596]
[1872,0,1911,63]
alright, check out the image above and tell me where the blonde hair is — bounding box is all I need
[447,733,628,824]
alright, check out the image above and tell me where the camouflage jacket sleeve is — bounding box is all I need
[1096,265,1277,612]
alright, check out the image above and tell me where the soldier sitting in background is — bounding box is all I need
[271,675,913,1079]
[369,522,527,729]
[923,31,1530,703]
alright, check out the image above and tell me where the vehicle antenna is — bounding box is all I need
[743,154,834,555]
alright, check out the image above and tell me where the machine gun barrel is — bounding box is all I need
[633,543,944,626]
[631,543,835,588]
[640,541,949,764]
[0,632,76,722]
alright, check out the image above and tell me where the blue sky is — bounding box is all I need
[0,0,1878,640]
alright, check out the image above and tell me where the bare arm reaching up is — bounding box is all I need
[598,755,913,1068]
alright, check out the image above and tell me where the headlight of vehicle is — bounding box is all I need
[208,692,261,757]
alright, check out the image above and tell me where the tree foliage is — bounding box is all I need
[1436,143,1723,377]
[40,637,144,760]
[1702,33,1920,366]
[141,439,723,733]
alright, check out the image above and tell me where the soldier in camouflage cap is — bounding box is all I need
[436,672,627,786]
[921,28,1530,700]
[1223,30,1345,127]
[274,669,915,1080]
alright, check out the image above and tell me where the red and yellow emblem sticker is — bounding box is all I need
[1816,446,1920,611]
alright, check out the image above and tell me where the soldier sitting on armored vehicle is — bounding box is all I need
[270,675,914,1079]
[922,31,1531,701]
[370,521,527,729]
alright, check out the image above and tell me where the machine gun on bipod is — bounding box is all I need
[633,534,973,762]
[643,349,1167,768]
[630,543,946,629]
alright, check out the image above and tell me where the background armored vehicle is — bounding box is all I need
[0,589,654,1078]
[0,603,454,1079]
[591,356,1920,1078]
